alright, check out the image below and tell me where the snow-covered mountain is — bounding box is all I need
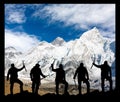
[5,27,115,90]
[51,37,66,46]
[5,46,22,59]
[5,46,22,73]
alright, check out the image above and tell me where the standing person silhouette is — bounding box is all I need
[51,63,69,95]
[73,62,90,95]
[7,63,25,94]
[30,63,46,94]
[93,60,112,92]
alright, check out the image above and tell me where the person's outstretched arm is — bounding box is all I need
[51,64,56,72]
[109,66,112,78]
[93,62,101,68]
[63,71,66,81]
[85,68,89,80]
[30,69,33,81]
[73,68,78,79]
[40,69,46,78]
[17,65,25,71]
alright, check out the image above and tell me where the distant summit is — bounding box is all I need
[51,37,66,46]
[5,46,17,52]
[5,46,22,59]
[80,27,104,43]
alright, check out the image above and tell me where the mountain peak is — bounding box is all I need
[51,37,66,46]
[80,27,104,42]
[5,46,22,59]
[91,27,99,33]
[5,46,17,52]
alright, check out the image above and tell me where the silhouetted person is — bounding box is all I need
[93,60,112,92]
[30,63,46,94]
[7,63,25,94]
[73,62,90,95]
[51,63,69,95]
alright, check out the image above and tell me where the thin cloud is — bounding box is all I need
[99,30,115,41]
[5,4,26,24]
[5,4,45,24]
[5,29,40,52]
[33,4,115,39]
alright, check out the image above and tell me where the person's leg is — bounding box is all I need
[78,80,82,94]
[101,78,105,92]
[62,80,69,94]
[16,79,23,93]
[56,81,59,95]
[107,77,112,91]
[109,79,113,91]
[32,81,35,93]
[10,80,14,94]
[84,79,90,94]
[35,81,40,94]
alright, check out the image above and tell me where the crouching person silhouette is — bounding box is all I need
[73,62,90,95]
[30,63,46,94]
[7,63,25,95]
[51,63,69,95]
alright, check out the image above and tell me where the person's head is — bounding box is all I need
[59,64,63,69]
[35,63,40,68]
[11,63,14,68]
[104,61,108,65]
[80,63,84,67]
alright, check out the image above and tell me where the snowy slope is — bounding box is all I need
[5,27,115,90]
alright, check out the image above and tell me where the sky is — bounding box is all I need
[5,4,115,52]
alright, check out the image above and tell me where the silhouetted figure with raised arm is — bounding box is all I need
[30,63,46,94]
[51,63,69,95]
[7,63,25,95]
[93,60,112,92]
[73,62,90,95]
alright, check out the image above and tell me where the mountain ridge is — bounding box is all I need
[5,27,116,91]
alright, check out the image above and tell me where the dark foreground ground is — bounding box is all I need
[5,89,118,96]
[4,89,119,100]
[4,78,120,101]
[2,90,119,102]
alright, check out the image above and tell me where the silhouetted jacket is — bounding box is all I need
[30,66,45,81]
[93,63,111,78]
[74,66,89,80]
[51,64,66,82]
[7,66,24,81]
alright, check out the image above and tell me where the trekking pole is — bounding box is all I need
[41,73,54,80]
[90,63,94,69]
[74,79,77,89]
[22,60,27,72]
[49,58,56,70]
[91,54,95,69]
